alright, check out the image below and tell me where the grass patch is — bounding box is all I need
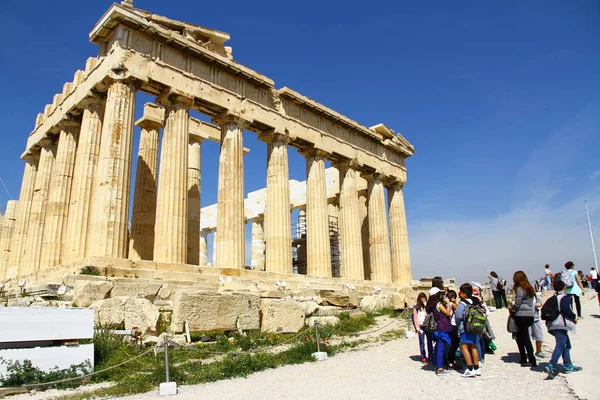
[22,311,398,399]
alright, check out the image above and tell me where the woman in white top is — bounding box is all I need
[412,292,431,362]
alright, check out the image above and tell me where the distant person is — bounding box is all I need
[544,280,582,379]
[544,264,553,291]
[578,271,588,289]
[509,271,537,367]
[500,279,509,308]
[456,283,481,377]
[564,261,585,319]
[426,287,452,375]
[595,276,600,306]
[487,270,503,309]
[412,292,432,363]
[591,267,599,289]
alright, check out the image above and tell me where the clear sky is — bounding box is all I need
[0,0,598,284]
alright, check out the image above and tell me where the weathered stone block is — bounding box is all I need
[171,291,260,332]
[306,316,340,327]
[260,299,306,333]
[73,280,113,307]
[349,310,367,319]
[7,297,34,307]
[316,305,345,317]
[359,294,392,312]
[317,290,359,307]
[90,296,160,333]
[110,281,163,301]
[299,301,320,316]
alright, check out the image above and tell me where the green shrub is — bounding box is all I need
[79,266,100,276]
[0,359,91,389]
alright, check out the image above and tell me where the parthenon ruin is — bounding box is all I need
[0,1,414,291]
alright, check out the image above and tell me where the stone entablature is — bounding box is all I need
[3,1,414,287]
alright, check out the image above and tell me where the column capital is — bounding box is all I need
[189,138,204,147]
[249,215,264,223]
[135,103,165,130]
[57,118,81,133]
[258,129,294,145]
[360,170,389,183]
[156,90,193,110]
[332,157,361,171]
[299,145,329,160]
[384,178,406,189]
[212,110,253,128]
[22,151,40,163]
[104,75,141,91]
[80,93,106,112]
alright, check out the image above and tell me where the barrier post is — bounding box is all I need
[159,338,177,396]
[311,320,328,361]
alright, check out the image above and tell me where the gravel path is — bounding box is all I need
[115,294,598,400]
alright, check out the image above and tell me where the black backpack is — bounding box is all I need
[540,294,560,321]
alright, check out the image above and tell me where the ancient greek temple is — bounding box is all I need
[0,1,414,289]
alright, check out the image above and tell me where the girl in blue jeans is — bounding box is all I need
[544,279,582,379]
[412,292,432,362]
[426,287,452,375]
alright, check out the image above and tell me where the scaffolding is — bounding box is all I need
[291,213,340,277]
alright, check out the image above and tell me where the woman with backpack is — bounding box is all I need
[563,261,585,319]
[426,287,452,375]
[412,292,432,363]
[509,270,537,368]
[487,271,503,309]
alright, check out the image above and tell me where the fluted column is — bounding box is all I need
[8,154,39,272]
[388,181,412,284]
[213,113,248,269]
[301,147,331,277]
[335,160,364,280]
[129,103,162,261]
[358,190,371,280]
[21,141,57,275]
[154,97,190,264]
[41,122,80,270]
[0,201,18,279]
[250,217,265,271]
[260,131,292,274]
[199,229,209,266]
[327,197,340,277]
[88,79,136,258]
[365,173,392,283]
[63,96,105,261]
[212,231,217,266]
[187,140,202,265]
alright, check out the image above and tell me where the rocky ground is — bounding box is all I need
[9,291,599,400]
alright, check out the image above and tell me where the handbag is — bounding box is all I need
[507,314,518,333]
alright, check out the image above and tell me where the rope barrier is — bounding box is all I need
[17,347,155,389]
[4,308,411,393]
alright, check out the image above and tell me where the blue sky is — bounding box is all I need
[0,0,598,283]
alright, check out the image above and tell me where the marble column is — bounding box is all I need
[199,229,209,267]
[260,132,292,274]
[213,114,248,269]
[21,140,57,275]
[88,79,136,258]
[129,104,162,261]
[154,98,190,264]
[8,154,39,272]
[212,230,217,266]
[336,161,364,280]
[296,208,307,275]
[302,147,331,277]
[63,96,105,261]
[41,121,80,270]
[359,190,371,280]
[250,217,265,271]
[388,181,412,284]
[327,197,340,277]
[0,200,18,279]
[365,174,392,283]
[187,140,202,265]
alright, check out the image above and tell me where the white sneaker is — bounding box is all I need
[474,368,481,376]
[462,369,476,378]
